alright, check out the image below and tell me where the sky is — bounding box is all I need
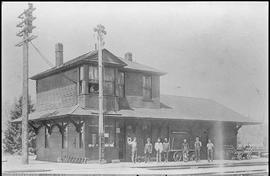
[2,2,268,125]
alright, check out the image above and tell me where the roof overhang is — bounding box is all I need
[12,108,262,126]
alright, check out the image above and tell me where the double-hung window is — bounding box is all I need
[79,66,84,94]
[143,75,152,100]
[104,68,115,96]
[117,71,125,97]
[88,65,99,93]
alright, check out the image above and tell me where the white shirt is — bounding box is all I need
[155,142,163,153]
[207,143,214,150]
[128,140,137,152]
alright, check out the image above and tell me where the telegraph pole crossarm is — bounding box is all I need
[15,3,37,165]
[15,35,37,47]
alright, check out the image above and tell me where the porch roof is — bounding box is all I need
[12,95,260,125]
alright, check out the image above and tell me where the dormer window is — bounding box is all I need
[143,75,152,100]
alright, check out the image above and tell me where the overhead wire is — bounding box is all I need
[29,41,77,84]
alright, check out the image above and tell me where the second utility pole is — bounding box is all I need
[94,24,106,163]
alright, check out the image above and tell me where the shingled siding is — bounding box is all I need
[78,94,119,111]
[121,72,160,109]
[36,68,78,111]
[36,124,85,162]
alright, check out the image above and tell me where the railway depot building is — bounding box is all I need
[15,43,259,162]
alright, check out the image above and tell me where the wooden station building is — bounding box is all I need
[14,43,259,162]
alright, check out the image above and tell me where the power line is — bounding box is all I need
[29,41,77,84]
[30,41,54,67]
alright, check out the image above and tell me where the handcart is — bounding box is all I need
[168,136,195,161]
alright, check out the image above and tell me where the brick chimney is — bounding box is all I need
[124,52,132,62]
[55,43,63,67]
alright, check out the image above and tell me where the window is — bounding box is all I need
[89,126,98,148]
[88,120,115,148]
[104,122,115,147]
[62,125,68,149]
[117,72,125,97]
[88,65,99,93]
[88,66,115,95]
[79,66,83,94]
[79,130,83,148]
[45,127,49,148]
[104,68,115,95]
[143,75,152,99]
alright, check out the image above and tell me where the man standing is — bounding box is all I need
[163,138,170,162]
[155,138,163,162]
[144,138,153,163]
[127,137,137,163]
[207,139,214,162]
[182,139,189,162]
[194,137,202,162]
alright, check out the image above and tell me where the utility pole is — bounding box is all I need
[94,24,106,163]
[15,3,37,164]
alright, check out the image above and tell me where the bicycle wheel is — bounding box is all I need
[173,151,182,161]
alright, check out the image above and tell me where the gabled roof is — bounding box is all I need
[30,48,165,80]
[13,95,260,125]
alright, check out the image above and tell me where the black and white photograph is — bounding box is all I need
[2,2,268,175]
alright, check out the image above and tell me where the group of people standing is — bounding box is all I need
[182,137,214,163]
[128,137,170,163]
[128,136,215,163]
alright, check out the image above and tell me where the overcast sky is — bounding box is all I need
[2,2,268,123]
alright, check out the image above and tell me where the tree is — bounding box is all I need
[3,96,35,155]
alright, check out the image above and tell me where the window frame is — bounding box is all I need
[79,66,83,94]
[117,71,125,98]
[142,75,152,100]
[79,129,83,149]
[78,65,116,96]
[62,125,68,149]
[45,127,49,148]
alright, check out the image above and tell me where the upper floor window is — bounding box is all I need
[117,71,125,98]
[104,68,115,96]
[79,65,115,96]
[79,66,83,94]
[88,65,99,93]
[143,75,152,100]
[88,65,115,95]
